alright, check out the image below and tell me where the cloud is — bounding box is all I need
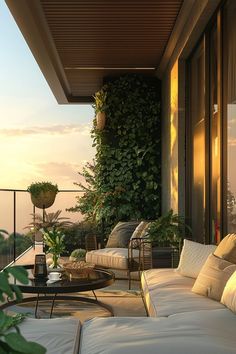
[0,123,92,137]
[34,161,86,188]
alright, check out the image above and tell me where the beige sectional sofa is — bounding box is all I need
[18,236,236,353]
[79,268,236,354]
[17,267,236,354]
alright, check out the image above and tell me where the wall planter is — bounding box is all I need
[31,191,57,209]
[96,111,106,130]
[27,181,58,209]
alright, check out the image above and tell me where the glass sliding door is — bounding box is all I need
[210,25,221,244]
[223,0,236,233]
[188,39,206,243]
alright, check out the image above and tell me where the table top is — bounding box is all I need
[11,268,115,294]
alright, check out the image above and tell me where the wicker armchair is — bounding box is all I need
[86,236,152,289]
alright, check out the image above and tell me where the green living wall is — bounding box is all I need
[72,74,161,230]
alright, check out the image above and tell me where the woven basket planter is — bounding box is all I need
[96,111,106,130]
[31,190,57,209]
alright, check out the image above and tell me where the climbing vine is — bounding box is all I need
[71,74,161,230]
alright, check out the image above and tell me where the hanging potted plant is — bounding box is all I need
[94,86,107,130]
[27,181,58,209]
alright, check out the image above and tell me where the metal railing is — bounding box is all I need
[0,188,83,269]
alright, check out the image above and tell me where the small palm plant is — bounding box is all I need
[43,228,65,269]
[147,209,191,246]
[25,210,73,234]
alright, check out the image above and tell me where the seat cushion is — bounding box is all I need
[80,309,236,354]
[106,221,140,248]
[177,239,217,279]
[141,269,224,317]
[192,254,236,301]
[86,248,139,270]
[18,318,80,354]
[214,234,236,263]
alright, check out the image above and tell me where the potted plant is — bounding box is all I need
[42,228,65,269]
[27,181,58,209]
[147,210,191,268]
[69,248,86,262]
[94,87,107,130]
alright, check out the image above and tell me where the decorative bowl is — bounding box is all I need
[63,261,95,278]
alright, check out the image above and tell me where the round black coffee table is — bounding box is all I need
[3,268,115,318]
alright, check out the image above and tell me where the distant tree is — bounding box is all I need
[0,233,32,256]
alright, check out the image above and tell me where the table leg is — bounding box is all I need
[50,293,57,318]
[35,293,40,318]
[92,290,97,300]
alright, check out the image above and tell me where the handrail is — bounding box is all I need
[0,189,83,268]
[6,245,34,268]
[0,188,83,192]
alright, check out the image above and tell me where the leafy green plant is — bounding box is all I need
[69,248,86,261]
[25,210,73,234]
[0,266,46,353]
[70,74,161,232]
[27,181,58,197]
[147,209,192,246]
[43,229,65,268]
[62,220,101,255]
[93,86,107,114]
[0,229,8,237]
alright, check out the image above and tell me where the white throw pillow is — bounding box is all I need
[177,239,217,279]
[221,270,236,313]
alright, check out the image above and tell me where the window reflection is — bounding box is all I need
[224,0,236,233]
[189,40,205,242]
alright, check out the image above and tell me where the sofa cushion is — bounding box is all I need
[192,254,236,301]
[18,318,80,354]
[86,248,139,270]
[214,234,236,263]
[106,221,140,248]
[177,239,217,278]
[141,269,223,317]
[221,270,236,313]
[80,309,236,354]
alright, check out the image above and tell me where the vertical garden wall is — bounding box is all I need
[71,74,161,231]
[93,74,161,225]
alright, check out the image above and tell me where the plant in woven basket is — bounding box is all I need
[43,228,65,269]
[147,209,191,246]
[0,266,46,353]
[27,181,58,209]
[93,86,108,130]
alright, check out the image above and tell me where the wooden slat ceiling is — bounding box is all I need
[6,0,183,102]
[39,0,183,101]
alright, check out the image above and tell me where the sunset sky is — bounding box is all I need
[0,1,95,190]
[0,2,95,232]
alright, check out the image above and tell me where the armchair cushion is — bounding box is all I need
[106,221,140,248]
[130,221,150,248]
[86,248,139,270]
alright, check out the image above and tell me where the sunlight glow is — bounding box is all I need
[170,61,178,212]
